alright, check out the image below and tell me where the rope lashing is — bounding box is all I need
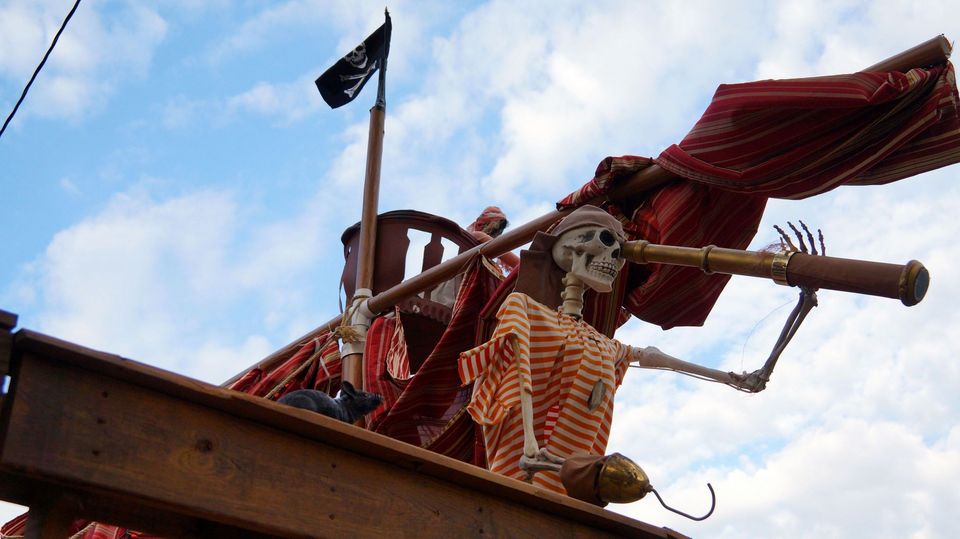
[335,291,373,344]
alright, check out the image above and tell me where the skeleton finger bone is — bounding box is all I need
[787,222,808,253]
[773,225,797,252]
[799,221,817,255]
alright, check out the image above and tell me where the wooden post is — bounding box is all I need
[23,496,75,539]
[341,103,385,394]
[0,309,16,376]
[339,11,392,398]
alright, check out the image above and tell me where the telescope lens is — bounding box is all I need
[914,267,929,303]
[901,261,928,306]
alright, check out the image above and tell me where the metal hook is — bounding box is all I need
[650,483,716,521]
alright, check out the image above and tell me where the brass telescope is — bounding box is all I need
[622,241,929,306]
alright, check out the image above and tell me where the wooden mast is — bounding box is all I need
[340,102,384,392]
[340,10,391,394]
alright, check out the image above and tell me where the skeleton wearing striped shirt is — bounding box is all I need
[459,206,762,491]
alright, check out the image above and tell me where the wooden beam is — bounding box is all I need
[0,310,16,331]
[1,330,685,539]
[865,35,952,72]
[0,310,16,419]
[0,483,280,539]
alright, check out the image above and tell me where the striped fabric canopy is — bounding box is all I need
[560,62,960,329]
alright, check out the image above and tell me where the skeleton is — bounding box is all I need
[513,207,825,476]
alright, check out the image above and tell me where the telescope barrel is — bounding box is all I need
[622,241,929,306]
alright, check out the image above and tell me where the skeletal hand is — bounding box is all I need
[520,447,565,477]
[773,221,824,298]
[774,221,825,256]
[728,369,767,393]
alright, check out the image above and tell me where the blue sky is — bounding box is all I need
[2,1,959,537]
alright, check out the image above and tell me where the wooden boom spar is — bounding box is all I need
[865,34,952,71]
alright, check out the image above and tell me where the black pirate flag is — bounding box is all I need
[316,13,392,109]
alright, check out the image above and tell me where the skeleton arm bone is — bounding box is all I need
[515,340,565,476]
[627,286,817,394]
[519,387,564,475]
[630,346,765,393]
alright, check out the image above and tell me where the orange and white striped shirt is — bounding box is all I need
[459,292,631,494]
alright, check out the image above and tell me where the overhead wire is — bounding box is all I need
[0,0,83,141]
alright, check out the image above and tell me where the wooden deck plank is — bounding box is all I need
[0,330,686,538]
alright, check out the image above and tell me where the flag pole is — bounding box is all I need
[341,9,391,397]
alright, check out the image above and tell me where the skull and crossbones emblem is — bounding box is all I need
[339,43,378,98]
[344,43,369,69]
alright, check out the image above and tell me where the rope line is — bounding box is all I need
[0,0,83,140]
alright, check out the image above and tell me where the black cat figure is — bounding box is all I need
[277,381,383,424]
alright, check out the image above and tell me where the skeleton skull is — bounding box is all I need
[552,224,625,293]
[345,44,368,68]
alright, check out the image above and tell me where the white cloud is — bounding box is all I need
[456,1,774,200]
[0,4,47,76]
[757,0,956,78]
[204,0,442,67]
[226,76,325,124]
[205,0,325,63]
[647,420,960,539]
[607,169,960,536]
[161,95,204,129]
[58,176,80,195]
[9,185,339,383]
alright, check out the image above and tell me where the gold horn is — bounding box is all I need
[596,453,652,504]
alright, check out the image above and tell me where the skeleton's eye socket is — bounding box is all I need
[599,230,616,246]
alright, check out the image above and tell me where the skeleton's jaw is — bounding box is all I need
[584,261,621,292]
[570,258,623,293]
[552,223,626,295]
